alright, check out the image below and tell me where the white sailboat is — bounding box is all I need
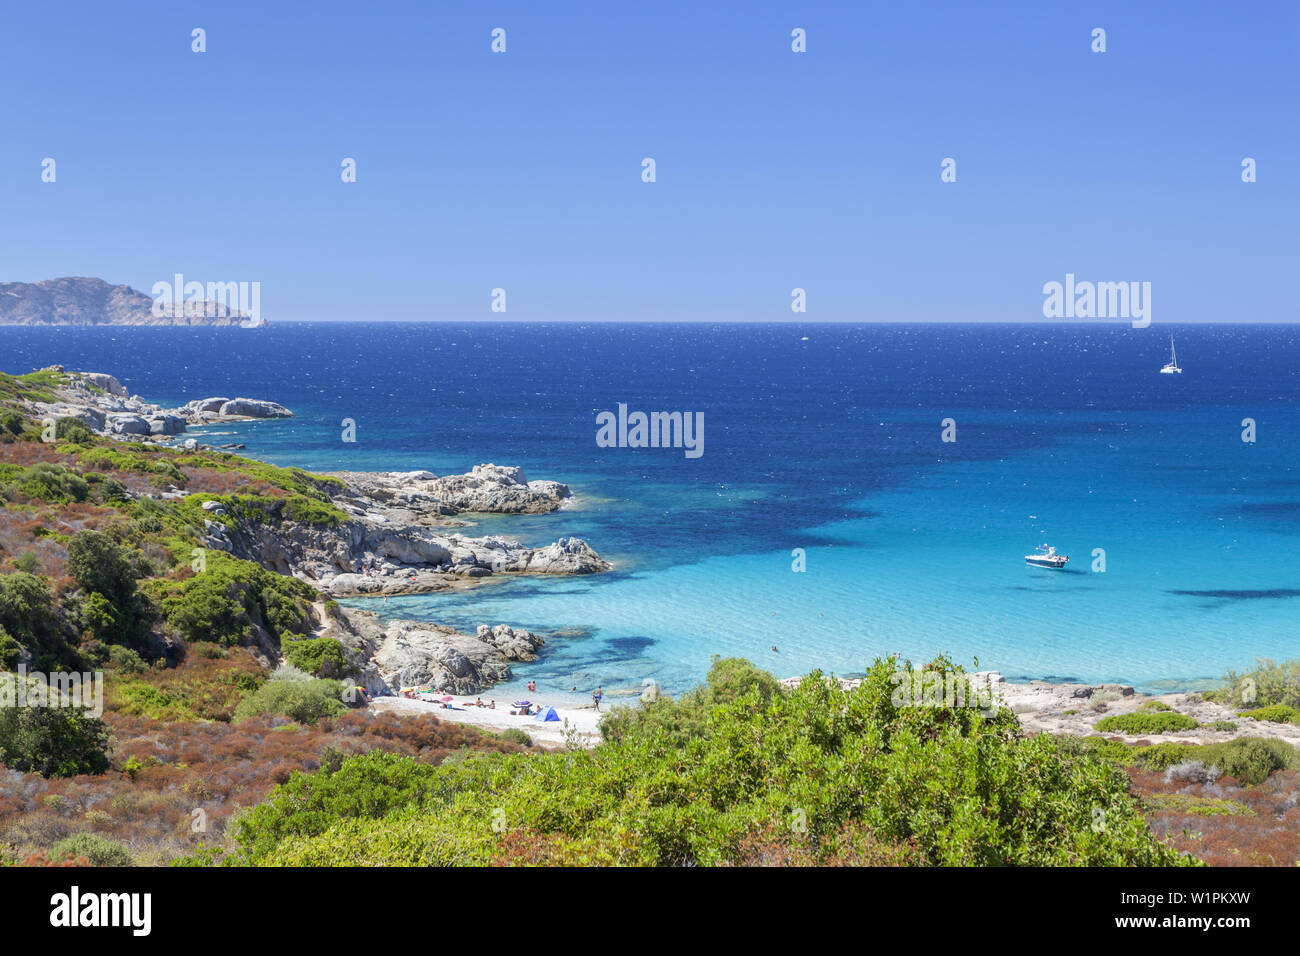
[1160,335,1181,374]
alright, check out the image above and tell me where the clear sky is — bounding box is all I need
[1,1,1296,322]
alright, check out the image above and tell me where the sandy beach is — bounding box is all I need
[372,693,605,749]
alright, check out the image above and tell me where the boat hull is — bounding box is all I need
[1025,557,1068,569]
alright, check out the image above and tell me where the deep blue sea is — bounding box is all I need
[4,323,1298,702]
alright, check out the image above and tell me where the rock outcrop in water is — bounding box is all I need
[210,498,608,597]
[218,464,609,596]
[20,367,293,440]
[329,464,573,523]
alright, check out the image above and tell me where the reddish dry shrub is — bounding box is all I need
[22,852,91,867]
[731,822,926,867]
[1131,767,1300,866]
[0,706,527,865]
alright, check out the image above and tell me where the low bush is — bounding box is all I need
[1237,704,1300,725]
[50,833,132,867]
[231,673,347,725]
[281,637,350,678]
[53,417,96,445]
[1095,711,1199,735]
[1209,658,1300,710]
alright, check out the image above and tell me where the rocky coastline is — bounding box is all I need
[20,368,611,698]
[203,464,609,598]
[23,367,292,438]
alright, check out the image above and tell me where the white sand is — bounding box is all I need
[371,693,604,749]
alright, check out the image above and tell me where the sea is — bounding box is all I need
[4,323,1297,703]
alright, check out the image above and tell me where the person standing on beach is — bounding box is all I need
[592,686,603,711]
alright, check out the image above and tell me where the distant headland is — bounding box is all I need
[0,277,265,327]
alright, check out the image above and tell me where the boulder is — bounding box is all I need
[524,536,609,574]
[84,373,128,397]
[219,398,293,419]
[372,622,520,694]
[148,414,186,436]
[107,414,151,436]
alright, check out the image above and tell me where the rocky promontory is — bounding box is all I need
[0,277,262,326]
[207,490,608,598]
[20,367,292,438]
[328,464,574,523]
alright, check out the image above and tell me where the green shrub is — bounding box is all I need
[0,572,68,669]
[1129,742,1199,772]
[1237,704,1300,725]
[1209,720,1237,732]
[231,674,346,725]
[1130,737,1300,785]
[1210,658,1300,710]
[498,728,532,747]
[220,656,1196,868]
[106,645,148,674]
[1209,738,1300,785]
[1053,736,1134,764]
[0,626,22,669]
[96,476,129,504]
[1140,700,1172,711]
[54,417,96,445]
[1094,711,1199,735]
[155,553,315,647]
[66,531,156,649]
[51,833,132,866]
[281,637,350,678]
[0,697,111,777]
[1,462,89,504]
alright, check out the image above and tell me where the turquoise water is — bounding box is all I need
[4,323,1298,700]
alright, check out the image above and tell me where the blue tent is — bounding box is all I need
[534,705,560,722]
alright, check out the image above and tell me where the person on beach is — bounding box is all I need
[592,686,603,711]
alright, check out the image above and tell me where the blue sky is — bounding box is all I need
[1,0,1296,322]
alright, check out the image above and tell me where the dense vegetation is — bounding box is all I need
[0,368,345,680]
[202,656,1197,867]
[1058,734,1300,787]
[0,699,111,777]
